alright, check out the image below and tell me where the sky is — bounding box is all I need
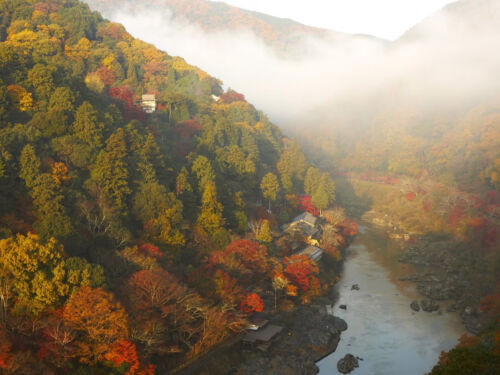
[213,0,456,40]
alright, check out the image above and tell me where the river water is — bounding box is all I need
[317,224,465,375]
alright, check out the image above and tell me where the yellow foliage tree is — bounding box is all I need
[7,85,34,111]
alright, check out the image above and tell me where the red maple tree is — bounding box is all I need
[240,293,264,313]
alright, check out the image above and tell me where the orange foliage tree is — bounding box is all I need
[62,286,128,364]
[224,239,268,273]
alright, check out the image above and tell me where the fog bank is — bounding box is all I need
[110,0,500,129]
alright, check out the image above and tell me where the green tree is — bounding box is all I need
[277,140,307,193]
[27,63,54,106]
[48,86,74,113]
[19,144,41,189]
[73,101,105,148]
[31,173,74,241]
[311,173,335,215]
[304,167,321,196]
[261,172,279,211]
[91,128,131,216]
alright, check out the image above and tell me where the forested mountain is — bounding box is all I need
[0,0,344,373]
[83,0,379,54]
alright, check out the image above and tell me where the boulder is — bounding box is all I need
[351,284,360,291]
[333,316,348,331]
[339,304,347,310]
[410,300,420,312]
[421,299,439,312]
[337,353,359,374]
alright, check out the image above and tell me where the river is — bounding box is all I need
[317,224,465,375]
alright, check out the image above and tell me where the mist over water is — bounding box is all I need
[106,0,500,131]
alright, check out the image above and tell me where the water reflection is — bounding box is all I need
[318,224,464,375]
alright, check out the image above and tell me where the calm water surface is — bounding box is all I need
[317,224,465,375]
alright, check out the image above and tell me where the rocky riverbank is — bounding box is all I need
[365,210,492,334]
[397,239,491,334]
[191,303,347,375]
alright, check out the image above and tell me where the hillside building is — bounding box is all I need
[141,94,157,113]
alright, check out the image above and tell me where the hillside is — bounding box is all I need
[0,0,345,373]
[83,0,377,54]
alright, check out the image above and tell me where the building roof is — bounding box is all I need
[292,212,317,227]
[247,318,269,331]
[142,94,156,101]
[243,324,283,343]
[295,245,323,262]
[283,221,319,238]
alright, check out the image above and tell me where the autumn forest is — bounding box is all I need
[0,0,499,374]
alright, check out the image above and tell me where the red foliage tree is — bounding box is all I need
[404,191,417,201]
[124,105,146,123]
[342,219,358,237]
[480,293,500,316]
[138,243,162,258]
[457,333,479,348]
[105,339,140,374]
[0,326,12,370]
[108,86,134,107]
[174,119,202,138]
[224,239,268,273]
[240,293,264,313]
[283,255,319,291]
[299,195,319,216]
[220,90,246,104]
[96,66,115,86]
[97,23,127,40]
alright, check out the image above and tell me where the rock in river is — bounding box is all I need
[339,304,347,310]
[337,353,359,374]
[421,299,439,312]
[410,300,420,312]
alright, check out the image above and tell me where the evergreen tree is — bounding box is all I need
[91,128,131,216]
[73,101,105,148]
[304,167,321,196]
[31,174,73,241]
